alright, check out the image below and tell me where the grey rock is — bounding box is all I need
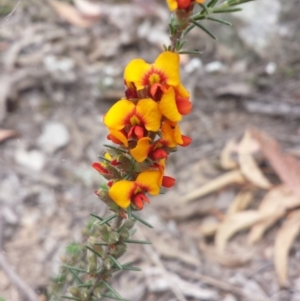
[233,0,281,56]
[38,122,70,154]
[15,148,45,171]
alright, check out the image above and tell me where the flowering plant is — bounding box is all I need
[50,0,254,300]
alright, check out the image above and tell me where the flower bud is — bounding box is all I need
[110,243,127,259]
[68,287,81,298]
[103,257,112,270]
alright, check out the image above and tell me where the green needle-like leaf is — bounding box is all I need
[207,16,232,26]
[121,265,142,272]
[99,214,117,225]
[124,239,151,244]
[68,268,83,285]
[90,214,111,226]
[62,265,87,273]
[192,21,217,40]
[183,24,196,36]
[102,281,122,298]
[109,256,123,270]
[132,213,154,228]
[98,155,111,163]
[61,296,81,300]
[85,245,103,258]
[103,144,127,153]
[212,7,242,13]
[207,0,219,7]
[199,3,210,14]
[126,206,132,219]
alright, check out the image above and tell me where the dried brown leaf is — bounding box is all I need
[0,129,20,143]
[226,189,254,215]
[238,131,272,189]
[220,138,239,170]
[198,221,219,237]
[216,210,264,252]
[200,242,253,267]
[49,0,95,28]
[274,210,300,287]
[248,185,300,244]
[251,129,300,197]
[180,170,246,204]
[73,0,102,17]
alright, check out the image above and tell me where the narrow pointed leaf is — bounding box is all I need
[183,24,196,35]
[98,155,111,163]
[68,268,83,285]
[121,265,142,272]
[207,17,232,26]
[132,213,153,228]
[124,239,151,244]
[85,245,103,258]
[99,214,117,225]
[178,50,203,55]
[62,265,87,273]
[102,280,122,298]
[212,8,242,13]
[192,21,217,40]
[103,144,126,153]
[109,256,123,270]
[90,214,111,226]
[199,3,210,14]
[127,206,132,219]
[78,283,93,288]
[207,0,219,7]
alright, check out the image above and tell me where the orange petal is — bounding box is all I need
[179,135,192,147]
[130,137,152,162]
[104,99,135,130]
[109,180,136,208]
[159,87,182,122]
[136,170,161,195]
[162,176,176,188]
[196,0,205,3]
[124,59,151,90]
[136,99,162,131]
[154,52,180,87]
[176,98,192,115]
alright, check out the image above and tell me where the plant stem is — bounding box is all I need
[87,215,124,300]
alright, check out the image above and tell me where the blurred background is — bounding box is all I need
[0,0,300,300]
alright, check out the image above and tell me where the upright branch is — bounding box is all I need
[48,1,255,300]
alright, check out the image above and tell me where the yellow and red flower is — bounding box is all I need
[166,0,205,11]
[109,170,162,209]
[124,51,180,94]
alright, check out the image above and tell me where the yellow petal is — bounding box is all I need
[154,52,180,87]
[136,99,162,131]
[161,120,183,147]
[130,137,152,162]
[124,58,151,91]
[109,180,136,208]
[104,99,135,130]
[104,152,112,160]
[159,87,182,122]
[176,83,190,98]
[136,170,161,195]
[166,0,178,10]
[109,129,128,147]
